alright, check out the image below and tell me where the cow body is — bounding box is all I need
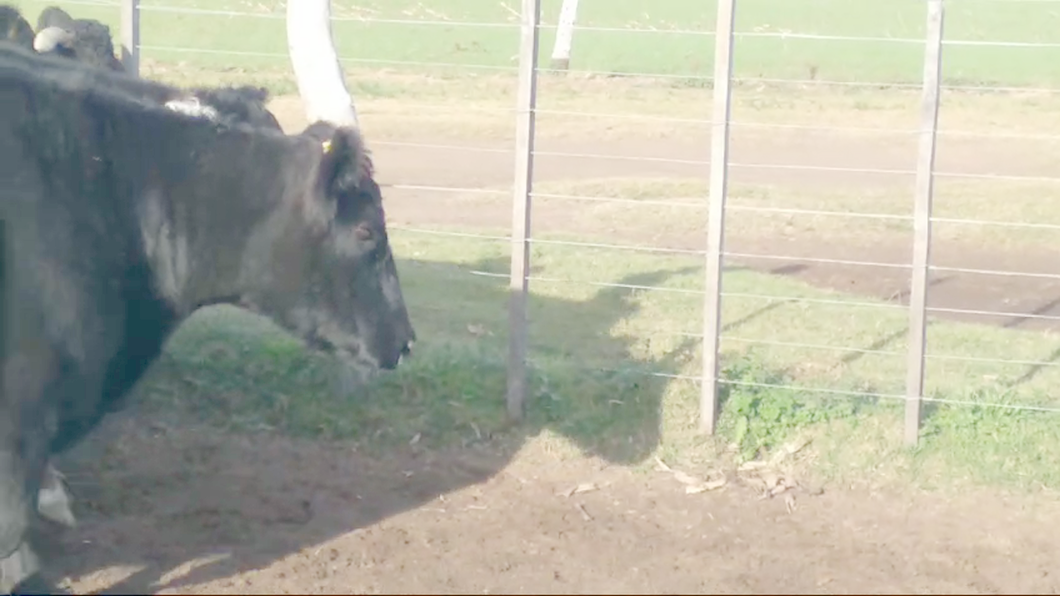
[5,3,284,536]
[0,43,414,592]
[163,85,284,130]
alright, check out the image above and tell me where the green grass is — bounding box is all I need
[11,0,1060,88]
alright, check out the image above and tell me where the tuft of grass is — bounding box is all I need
[716,354,875,462]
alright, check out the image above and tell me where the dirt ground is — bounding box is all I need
[47,414,1060,594]
[46,94,1060,594]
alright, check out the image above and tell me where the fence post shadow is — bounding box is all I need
[1003,344,1060,389]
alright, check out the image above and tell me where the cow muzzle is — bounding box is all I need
[397,340,414,366]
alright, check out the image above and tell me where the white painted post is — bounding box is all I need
[286,0,359,127]
[120,0,139,76]
[699,0,737,434]
[507,0,542,421]
[549,0,579,71]
[905,0,946,446]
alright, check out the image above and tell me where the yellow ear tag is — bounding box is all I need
[321,140,333,154]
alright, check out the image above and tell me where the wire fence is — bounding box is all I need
[51,0,1060,446]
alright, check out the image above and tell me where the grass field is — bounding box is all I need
[13,0,1060,86]
[12,0,1060,496]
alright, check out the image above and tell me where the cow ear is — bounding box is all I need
[310,123,370,198]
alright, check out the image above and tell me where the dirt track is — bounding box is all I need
[46,95,1060,594]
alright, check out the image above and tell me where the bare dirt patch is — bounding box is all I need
[49,410,1060,594]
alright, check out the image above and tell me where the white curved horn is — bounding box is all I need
[33,26,75,53]
[286,0,359,128]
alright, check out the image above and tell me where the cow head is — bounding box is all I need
[241,121,415,375]
[32,6,75,56]
[32,6,124,73]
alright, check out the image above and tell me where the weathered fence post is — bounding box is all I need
[700,0,738,434]
[119,0,139,76]
[506,0,542,421]
[905,0,946,446]
[549,0,579,71]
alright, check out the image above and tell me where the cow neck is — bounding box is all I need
[137,128,310,316]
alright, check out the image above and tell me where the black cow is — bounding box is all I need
[1,6,86,536]
[3,4,284,134]
[0,42,415,593]
[5,4,282,534]
[33,4,123,72]
[27,84,281,534]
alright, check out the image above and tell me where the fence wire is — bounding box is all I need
[97,0,1060,445]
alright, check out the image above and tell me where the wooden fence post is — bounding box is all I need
[700,0,737,434]
[120,0,139,76]
[507,0,542,421]
[905,0,946,445]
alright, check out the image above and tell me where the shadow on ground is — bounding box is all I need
[41,255,704,594]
